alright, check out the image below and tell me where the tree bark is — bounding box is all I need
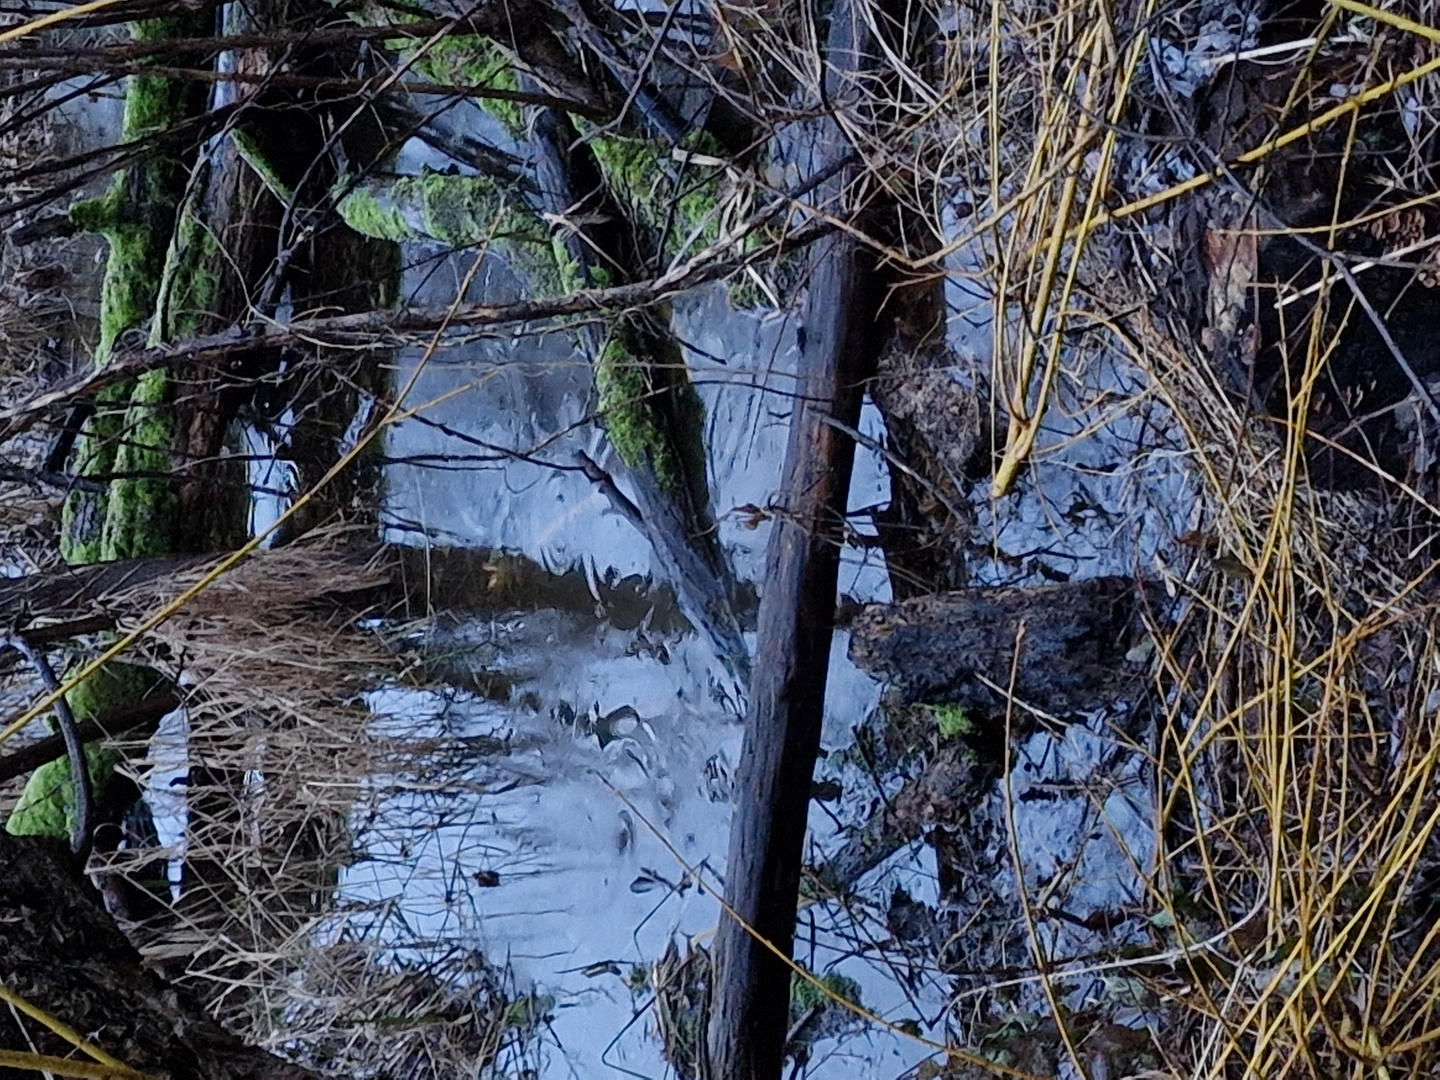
[705,0,887,1072]
[0,833,320,1080]
[848,577,1161,716]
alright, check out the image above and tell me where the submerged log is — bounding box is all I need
[705,0,888,1073]
[815,742,980,895]
[849,577,1160,717]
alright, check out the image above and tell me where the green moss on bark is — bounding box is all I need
[101,371,178,561]
[336,172,544,248]
[588,133,727,256]
[413,35,525,133]
[6,663,170,840]
[596,326,707,494]
[60,11,210,567]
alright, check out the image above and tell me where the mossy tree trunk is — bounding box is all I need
[60,9,213,566]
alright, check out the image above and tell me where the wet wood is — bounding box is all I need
[529,97,750,673]
[705,0,887,1072]
[815,743,979,895]
[849,577,1160,717]
[0,542,691,636]
[167,131,282,553]
[0,692,180,786]
[0,833,320,1080]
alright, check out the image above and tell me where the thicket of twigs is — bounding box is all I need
[938,0,1440,1072]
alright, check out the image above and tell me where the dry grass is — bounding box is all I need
[55,531,538,1077]
[875,0,1440,1071]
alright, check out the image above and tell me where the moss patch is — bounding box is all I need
[587,131,773,307]
[412,34,525,133]
[595,322,710,498]
[597,332,674,491]
[5,662,170,840]
[6,745,123,839]
[790,971,861,1013]
[60,11,210,567]
[101,371,178,561]
[588,132,727,257]
[230,125,295,204]
[336,172,544,248]
[931,703,974,740]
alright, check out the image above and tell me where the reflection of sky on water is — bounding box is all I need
[306,169,1188,1074]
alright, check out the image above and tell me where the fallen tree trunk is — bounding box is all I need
[814,743,979,896]
[849,577,1161,717]
[0,833,320,1080]
[0,541,686,633]
[527,97,750,674]
[58,7,213,565]
[705,0,888,1072]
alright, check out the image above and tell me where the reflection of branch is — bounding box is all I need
[0,637,91,858]
[575,451,645,530]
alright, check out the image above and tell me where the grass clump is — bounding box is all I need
[930,703,972,740]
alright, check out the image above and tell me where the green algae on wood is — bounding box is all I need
[6,662,171,840]
[411,34,526,133]
[335,172,544,248]
[595,326,707,494]
[60,11,211,567]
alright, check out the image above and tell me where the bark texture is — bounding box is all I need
[0,833,320,1080]
[849,577,1161,716]
[705,0,887,1072]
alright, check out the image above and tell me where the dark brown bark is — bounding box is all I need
[848,577,1161,716]
[167,135,281,554]
[705,0,888,1072]
[0,833,321,1080]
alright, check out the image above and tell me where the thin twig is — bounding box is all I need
[575,451,645,530]
[0,636,92,856]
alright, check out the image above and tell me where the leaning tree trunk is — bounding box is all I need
[705,0,890,1073]
[0,833,320,1080]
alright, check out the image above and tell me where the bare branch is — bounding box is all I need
[0,220,835,444]
[0,635,92,857]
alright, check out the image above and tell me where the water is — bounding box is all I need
[345,231,926,1077]
[310,151,1195,1077]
